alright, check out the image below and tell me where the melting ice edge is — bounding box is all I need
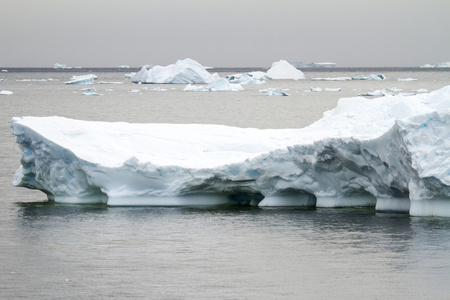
[10,86,450,217]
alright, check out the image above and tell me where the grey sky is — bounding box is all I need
[1,0,449,67]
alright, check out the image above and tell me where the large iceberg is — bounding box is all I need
[10,86,450,216]
[266,60,305,80]
[131,58,216,84]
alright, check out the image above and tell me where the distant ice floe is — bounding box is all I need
[131,58,217,84]
[398,78,417,81]
[184,78,243,92]
[54,63,70,69]
[118,65,129,69]
[10,86,450,216]
[99,81,123,84]
[227,72,267,85]
[289,61,337,68]
[310,87,341,92]
[311,74,386,81]
[1,69,8,72]
[266,60,305,80]
[0,90,13,95]
[65,74,97,85]
[259,88,290,96]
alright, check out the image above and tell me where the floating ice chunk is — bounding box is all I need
[131,58,216,84]
[412,89,429,93]
[359,90,393,97]
[65,74,97,85]
[324,88,341,92]
[1,69,8,72]
[0,90,13,95]
[118,65,129,69]
[54,63,68,69]
[129,89,141,93]
[209,78,244,91]
[398,78,417,81]
[83,92,103,96]
[80,87,96,92]
[420,64,434,68]
[290,61,337,68]
[385,87,403,93]
[99,81,123,84]
[227,73,267,85]
[310,87,323,92]
[352,74,386,80]
[311,77,352,81]
[435,62,450,68]
[259,88,290,96]
[266,60,305,80]
[183,79,243,92]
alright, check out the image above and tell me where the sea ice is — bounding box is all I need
[0,90,13,95]
[266,60,305,80]
[131,58,216,84]
[435,62,450,68]
[10,86,450,216]
[311,77,352,81]
[227,73,267,85]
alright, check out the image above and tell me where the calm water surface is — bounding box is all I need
[1,69,450,299]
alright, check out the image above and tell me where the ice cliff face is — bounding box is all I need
[10,86,450,216]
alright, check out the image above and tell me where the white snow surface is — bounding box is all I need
[10,86,450,216]
[131,58,216,84]
[266,60,305,80]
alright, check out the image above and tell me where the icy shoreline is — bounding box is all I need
[10,86,450,216]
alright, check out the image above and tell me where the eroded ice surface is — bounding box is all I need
[10,86,450,216]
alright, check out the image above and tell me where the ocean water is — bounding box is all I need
[1,68,450,299]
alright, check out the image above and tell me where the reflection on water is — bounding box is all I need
[1,202,448,299]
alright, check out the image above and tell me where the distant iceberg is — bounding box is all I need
[0,90,13,95]
[10,86,450,216]
[419,62,450,68]
[131,58,216,84]
[266,60,305,80]
[65,74,97,85]
[54,63,71,69]
[290,61,336,68]
[259,88,290,96]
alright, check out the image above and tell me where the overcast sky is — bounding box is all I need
[1,0,449,68]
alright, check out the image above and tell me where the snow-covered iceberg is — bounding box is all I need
[266,60,305,80]
[10,86,450,216]
[131,58,216,84]
[227,72,267,85]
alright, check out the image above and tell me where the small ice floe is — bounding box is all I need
[183,78,243,92]
[259,88,290,96]
[124,73,135,79]
[81,87,96,92]
[83,92,103,96]
[149,87,168,91]
[397,78,417,81]
[118,65,129,69]
[129,89,141,93]
[227,72,267,85]
[359,89,394,97]
[385,87,403,93]
[1,69,8,72]
[65,74,97,85]
[98,81,123,84]
[311,77,352,81]
[351,74,386,80]
[324,88,341,92]
[412,89,428,93]
[310,87,323,92]
[0,90,13,95]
